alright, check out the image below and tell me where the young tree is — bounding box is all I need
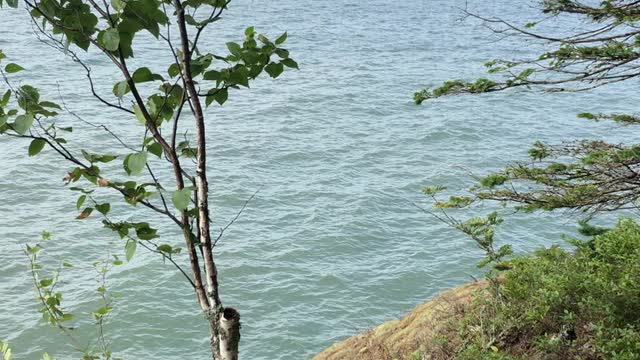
[0,0,297,358]
[416,0,640,219]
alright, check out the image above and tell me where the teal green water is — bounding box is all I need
[0,1,634,359]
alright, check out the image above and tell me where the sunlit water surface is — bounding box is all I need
[0,1,635,359]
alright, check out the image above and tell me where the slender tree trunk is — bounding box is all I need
[208,309,222,359]
[172,1,241,358]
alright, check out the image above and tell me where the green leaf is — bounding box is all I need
[14,112,34,135]
[226,42,242,57]
[206,88,229,107]
[28,138,46,156]
[126,151,148,175]
[184,14,198,26]
[39,101,62,109]
[198,16,221,27]
[171,188,191,210]
[190,54,213,76]
[281,58,299,69]
[0,115,6,127]
[132,67,163,83]
[96,203,111,215]
[113,80,130,98]
[76,195,87,210]
[228,67,249,87]
[265,62,284,78]
[5,0,18,8]
[275,48,289,59]
[203,70,222,82]
[275,32,287,45]
[168,63,180,78]
[121,0,166,39]
[18,85,40,108]
[95,306,110,315]
[258,34,271,44]
[136,225,158,240]
[0,89,11,107]
[215,88,229,105]
[39,278,53,287]
[111,0,125,11]
[125,239,136,261]
[98,28,120,51]
[133,103,148,124]
[82,150,117,163]
[5,63,24,73]
[157,244,173,253]
[148,142,163,158]
[26,244,41,254]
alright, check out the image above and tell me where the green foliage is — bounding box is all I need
[25,232,122,359]
[112,81,129,98]
[413,78,499,104]
[457,212,512,268]
[479,173,508,188]
[131,67,163,83]
[527,140,550,160]
[124,239,136,261]
[421,185,447,196]
[434,195,474,209]
[13,113,34,135]
[577,220,609,237]
[415,2,640,103]
[97,28,120,52]
[422,186,512,271]
[541,41,639,66]
[28,138,46,156]
[432,219,640,359]
[5,63,24,73]
[124,151,147,176]
[171,188,192,210]
[415,0,640,358]
[0,340,12,360]
[578,112,640,125]
[432,139,640,215]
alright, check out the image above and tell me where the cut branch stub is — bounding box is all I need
[218,307,241,360]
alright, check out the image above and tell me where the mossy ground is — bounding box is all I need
[313,281,487,360]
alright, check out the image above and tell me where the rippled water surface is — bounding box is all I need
[0,1,635,359]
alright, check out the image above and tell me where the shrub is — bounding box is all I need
[451,218,640,359]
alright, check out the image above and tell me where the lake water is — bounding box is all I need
[0,1,634,359]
